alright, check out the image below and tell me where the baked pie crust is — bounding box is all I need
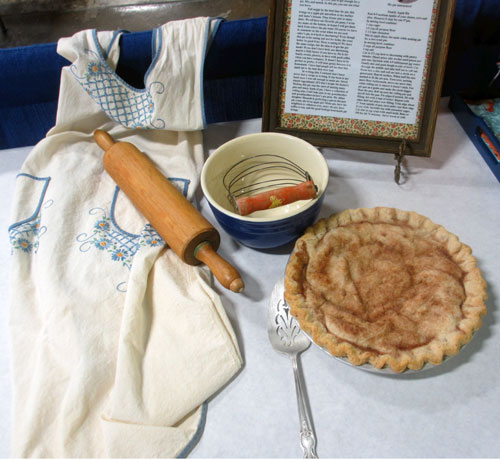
[284,207,487,373]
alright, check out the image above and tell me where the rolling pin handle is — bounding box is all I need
[94,129,116,151]
[194,242,245,293]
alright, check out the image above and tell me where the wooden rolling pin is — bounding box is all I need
[94,129,244,293]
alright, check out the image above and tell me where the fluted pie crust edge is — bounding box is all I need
[284,207,487,373]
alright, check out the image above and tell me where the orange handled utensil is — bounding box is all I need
[223,154,318,217]
[94,129,244,293]
[236,180,317,216]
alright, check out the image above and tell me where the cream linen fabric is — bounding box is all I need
[8,18,242,457]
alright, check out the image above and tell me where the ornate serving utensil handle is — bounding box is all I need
[292,353,318,458]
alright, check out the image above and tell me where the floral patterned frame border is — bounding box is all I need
[262,0,456,157]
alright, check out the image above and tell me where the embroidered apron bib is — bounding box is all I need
[8,17,241,458]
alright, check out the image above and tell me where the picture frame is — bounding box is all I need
[262,0,456,158]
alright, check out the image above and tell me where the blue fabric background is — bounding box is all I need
[1,1,499,149]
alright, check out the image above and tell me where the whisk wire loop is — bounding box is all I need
[224,154,311,194]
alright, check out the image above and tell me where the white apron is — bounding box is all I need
[8,17,242,458]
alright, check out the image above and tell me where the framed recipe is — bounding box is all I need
[262,0,456,158]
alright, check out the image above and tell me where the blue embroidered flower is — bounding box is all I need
[112,248,128,262]
[17,238,32,253]
[145,236,161,247]
[94,238,111,250]
[87,62,103,77]
[95,219,110,232]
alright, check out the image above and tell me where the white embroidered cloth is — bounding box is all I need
[8,17,242,457]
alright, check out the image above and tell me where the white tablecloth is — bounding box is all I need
[1,98,499,457]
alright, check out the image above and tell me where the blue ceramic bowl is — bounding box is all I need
[201,133,329,249]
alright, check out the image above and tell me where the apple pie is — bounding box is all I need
[284,207,487,373]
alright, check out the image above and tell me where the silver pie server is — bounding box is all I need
[268,278,318,458]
